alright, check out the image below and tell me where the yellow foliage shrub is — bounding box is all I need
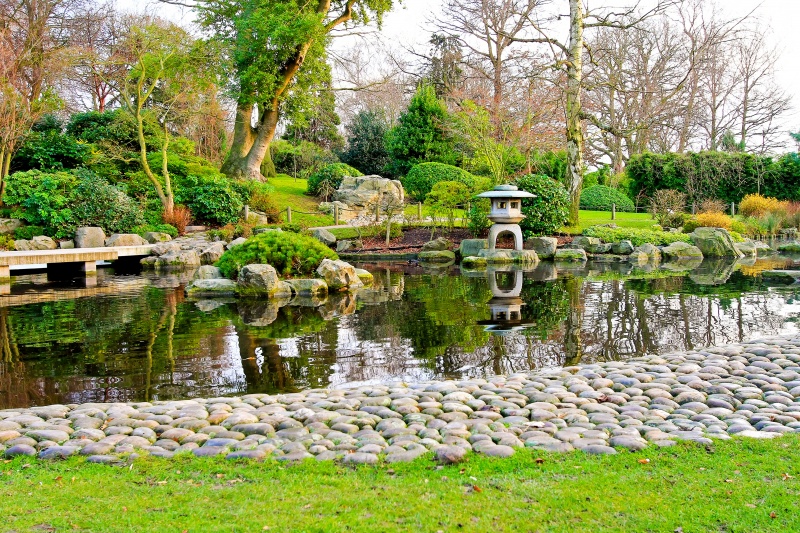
[682,211,734,232]
[739,194,788,217]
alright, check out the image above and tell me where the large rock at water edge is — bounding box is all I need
[143,232,172,244]
[336,239,362,253]
[690,227,744,258]
[611,240,634,255]
[571,236,611,254]
[316,259,362,290]
[478,249,539,265]
[200,242,225,265]
[14,236,57,251]
[334,176,404,208]
[287,279,328,296]
[185,279,237,297]
[524,237,558,259]
[421,237,451,252]
[194,265,224,280]
[150,249,201,270]
[459,239,488,258]
[735,241,757,257]
[661,241,703,260]
[633,243,661,263]
[554,248,587,262]
[778,241,800,253]
[418,250,456,263]
[237,264,292,297]
[105,233,148,247]
[312,228,337,247]
[75,227,106,248]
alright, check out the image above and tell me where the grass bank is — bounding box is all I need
[269,174,333,228]
[3,436,799,532]
[560,210,657,234]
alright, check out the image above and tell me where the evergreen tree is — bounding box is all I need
[340,109,390,176]
[385,85,457,176]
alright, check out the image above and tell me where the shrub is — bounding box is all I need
[682,212,734,233]
[467,199,491,237]
[131,224,178,238]
[582,226,691,246]
[783,202,800,230]
[403,162,477,202]
[271,139,338,178]
[70,174,145,234]
[739,193,787,218]
[163,205,192,235]
[216,231,338,278]
[3,170,77,237]
[280,222,308,234]
[340,109,391,176]
[579,185,635,212]
[699,198,727,214]
[306,163,362,198]
[177,175,243,225]
[512,174,570,237]
[650,189,686,229]
[13,226,46,240]
[12,129,92,172]
[0,235,15,251]
[425,180,471,230]
[363,222,403,240]
[249,192,283,223]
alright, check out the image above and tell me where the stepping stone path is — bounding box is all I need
[4,335,800,464]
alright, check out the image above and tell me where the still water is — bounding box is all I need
[1,259,799,409]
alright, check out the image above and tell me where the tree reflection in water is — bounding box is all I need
[0,260,799,409]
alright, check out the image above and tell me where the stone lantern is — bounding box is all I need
[476,184,536,252]
[478,268,532,335]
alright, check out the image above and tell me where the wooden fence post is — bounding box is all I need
[334,204,340,225]
[731,202,735,216]
[417,202,422,220]
[287,206,292,224]
[611,203,616,220]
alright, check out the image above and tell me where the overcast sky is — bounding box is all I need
[118,0,800,136]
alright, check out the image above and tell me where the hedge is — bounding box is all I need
[579,185,635,212]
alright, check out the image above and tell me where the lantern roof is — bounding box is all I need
[475,184,536,199]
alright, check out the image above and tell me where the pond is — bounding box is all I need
[1,258,799,409]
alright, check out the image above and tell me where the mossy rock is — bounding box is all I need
[418,250,456,263]
[461,256,488,268]
[778,241,800,253]
[554,248,587,262]
[185,279,237,297]
[354,268,374,285]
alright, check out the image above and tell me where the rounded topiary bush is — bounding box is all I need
[512,174,570,236]
[216,231,338,279]
[579,185,635,212]
[403,162,477,202]
[307,163,362,197]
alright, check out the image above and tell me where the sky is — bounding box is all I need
[118,0,800,135]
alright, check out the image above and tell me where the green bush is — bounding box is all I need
[0,235,15,251]
[131,224,179,238]
[280,222,308,234]
[582,226,691,246]
[177,174,244,225]
[580,185,635,212]
[307,163,362,197]
[271,139,338,178]
[512,174,570,237]
[403,162,477,202]
[13,226,46,240]
[466,199,491,237]
[4,170,77,237]
[70,174,145,234]
[340,109,390,176]
[216,231,338,279]
[12,129,92,172]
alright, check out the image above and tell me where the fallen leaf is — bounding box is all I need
[54,476,62,482]
[122,507,127,513]
[782,473,793,480]
[535,458,545,464]
[303,504,311,509]
[469,476,477,481]
[472,485,482,493]
[263,527,271,531]
[459,468,466,474]
[638,459,650,464]
[674,528,683,533]
[770,512,777,519]
[745,503,757,509]
[216,474,224,479]
[725,479,734,483]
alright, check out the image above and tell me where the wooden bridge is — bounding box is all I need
[0,245,153,279]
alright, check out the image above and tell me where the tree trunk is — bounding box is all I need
[220,102,257,179]
[222,102,279,181]
[565,0,585,226]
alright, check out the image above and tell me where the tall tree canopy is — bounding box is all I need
[189,0,394,181]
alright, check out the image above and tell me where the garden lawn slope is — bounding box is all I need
[3,437,800,532]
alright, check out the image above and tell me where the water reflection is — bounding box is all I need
[0,259,799,409]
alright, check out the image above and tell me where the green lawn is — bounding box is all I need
[561,210,657,234]
[267,174,333,228]
[3,437,800,532]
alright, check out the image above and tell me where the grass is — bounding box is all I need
[267,174,333,228]
[561,210,657,234]
[3,437,800,532]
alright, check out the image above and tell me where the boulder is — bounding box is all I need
[312,228,337,247]
[0,219,23,235]
[287,279,328,296]
[150,250,201,269]
[226,237,247,250]
[194,265,224,280]
[105,234,148,247]
[633,243,661,263]
[461,256,488,268]
[14,236,57,251]
[778,241,800,253]
[143,232,172,244]
[75,226,106,248]
[59,240,75,249]
[237,264,292,297]
[661,241,703,260]
[554,248,587,262]
[334,175,404,208]
[459,239,488,258]
[628,251,650,265]
[336,239,363,253]
[571,236,610,254]
[418,250,456,263]
[611,240,634,255]
[151,242,181,256]
[690,227,744,258]
[200,242,226,265]
[354,268,374,285]
[524,237,558,259]
[238,299,290,327]
[478,249,538,265]
[316,259,362,290]
[185,279,237,297]
[421,237,451,252]
[735,241,757,257]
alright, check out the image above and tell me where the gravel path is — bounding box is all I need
[4,335,800,464]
